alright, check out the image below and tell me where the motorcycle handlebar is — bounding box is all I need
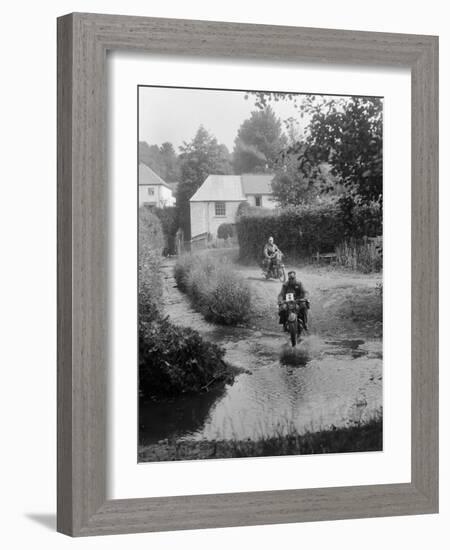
[279,298,310,304]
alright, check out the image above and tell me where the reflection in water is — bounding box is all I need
[139,384,226,445]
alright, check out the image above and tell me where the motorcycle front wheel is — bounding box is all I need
[278,266,286,282]
[289,320,297,347]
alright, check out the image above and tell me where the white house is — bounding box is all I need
[138,163,176,208]
[189,173,276,240]
[241,174,277,209]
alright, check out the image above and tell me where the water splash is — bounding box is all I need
[279,344,310,366]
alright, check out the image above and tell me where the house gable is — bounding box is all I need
[138,163,175,207]
[190,175,245,202]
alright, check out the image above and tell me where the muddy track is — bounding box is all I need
[139,258,383,444]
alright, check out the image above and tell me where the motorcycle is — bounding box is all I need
[281,295,309,347]
[263,251,286,282]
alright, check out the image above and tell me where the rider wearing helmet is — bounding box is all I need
[277,271,309,331]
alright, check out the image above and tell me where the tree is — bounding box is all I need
[139,141,165,177]
[139,141,181,182]
[300,96,383,205]
[232,107,286,173]
[248,93,382,206]
[271,148,331,207]
[176,126,233,239]
[159,142,180,182]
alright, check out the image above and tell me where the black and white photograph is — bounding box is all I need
[2,0,444,544]
[138,85,383,462]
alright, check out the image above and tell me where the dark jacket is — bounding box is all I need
[278,281,306,302]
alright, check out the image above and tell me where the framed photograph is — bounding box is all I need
[57,13,438,536]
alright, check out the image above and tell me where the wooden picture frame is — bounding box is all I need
[57,12,438,536]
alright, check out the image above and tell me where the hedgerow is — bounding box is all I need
[236,202,381,262]
[138,208,232,398]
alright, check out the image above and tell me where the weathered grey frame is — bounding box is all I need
[57,12,438,537]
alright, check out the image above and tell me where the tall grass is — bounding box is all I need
[174,253,251,325]
[335,236,382,273]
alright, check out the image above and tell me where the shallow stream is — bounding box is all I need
[139,262,382,445]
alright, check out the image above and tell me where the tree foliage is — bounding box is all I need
[232,107,287,173]
[217,223,234,240]
[300,95,383,205]
[177,126,233,239]
[139,140,180,182]
[271,145,334,207]
[247,92,383,208]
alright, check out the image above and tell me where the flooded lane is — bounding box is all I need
[139,261,382,445]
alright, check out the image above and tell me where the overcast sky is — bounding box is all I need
[138,86,306,152]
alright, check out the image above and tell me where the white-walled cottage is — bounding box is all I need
[189,173,276,240]
[241,174,276,209]
[139,163,176,208]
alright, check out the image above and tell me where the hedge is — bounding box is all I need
[236,202,381,262]
[139,207,164,321]
[138,208,232,398]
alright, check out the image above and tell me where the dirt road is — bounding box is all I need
[207,248,383,340]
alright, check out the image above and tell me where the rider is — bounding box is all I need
[263,236,281,272]
[277,271,309,331]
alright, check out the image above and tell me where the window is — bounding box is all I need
[255,195,262,207]
[215,202,226,216]
[147,187,155,196]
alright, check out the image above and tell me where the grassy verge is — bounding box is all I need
[139,208,236,398]
[174,253,251,325]
[138,416,382,461]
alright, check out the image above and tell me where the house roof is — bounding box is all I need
[190,174,274,202]
[190,175,246,202]
[241,173,274,195]
[139,163,170,188]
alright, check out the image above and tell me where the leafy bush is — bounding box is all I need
[236,202,381,262]
[174,254,251,325]
[236,200,250,218]
[138,209,234,398]
[217,222,234,240]
[139,316,230,398]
